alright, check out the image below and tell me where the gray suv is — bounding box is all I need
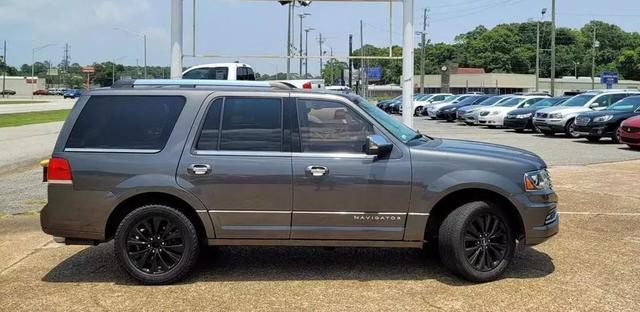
[41,80,558,284]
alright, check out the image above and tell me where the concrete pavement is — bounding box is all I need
[0,160,639,311]
[0,121,63,175]
[0,98,75,114]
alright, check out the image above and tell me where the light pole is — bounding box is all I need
[304,27,314,78]
[112,56,126,85]
[573,61,580,79]
[550,0,556,96]
[114,27,147,78]
[536,8,547,92]
[591,25,599,89]
[31,43,55,99]
[298,12,311,76]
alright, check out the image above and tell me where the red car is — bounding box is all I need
[33,89,48,95]
[619,115,640,150]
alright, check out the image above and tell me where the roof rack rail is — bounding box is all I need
[111,79,295,90]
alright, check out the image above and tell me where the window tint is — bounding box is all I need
[220,97,282,151]
[183,68,209,79]
[210,67,228,80]
[245,67,255,80]
[196,98,223,150]
[236,67,255,81]
[297,99,373,153]
[66,96,185,150]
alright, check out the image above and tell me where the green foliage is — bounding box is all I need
[321,59,348,85]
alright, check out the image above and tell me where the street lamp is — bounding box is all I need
[535,8,547,92]
[31,43,55,99]
[573,61,580,79]
[114,27,147,78]
[304,27,315,77]
[298,12,311,76]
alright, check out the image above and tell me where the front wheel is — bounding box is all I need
[114,205,200,284]
[564,119,580,138]
[438,201,515,282]
[586,136,601,143]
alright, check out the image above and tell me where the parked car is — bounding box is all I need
[436,95,493,121]
[573,95,640,143]
[63,89,82,99]
[477,96,547,128]
[461,95,512,125]
[504,96,570,132]
[413,93,452,116]
[392,94,429,114]
[1,89,16,95]
[618,115,640,150]
[377,95,401,111]
[40,79,558,284]
[425,94,483,119]
[33,89,48,95]
[533,90,640,138]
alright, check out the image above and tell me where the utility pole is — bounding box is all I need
[574,61,580,79]
[536,8,547,92]
[318,33,324,74]
[304,28,313,77]
[2,40,6,98]
[298,13,310,76]
[591,24,598,89]
[360,19,365,97]
[550,0,556,96]
[348,34,353,88]
[286,1,293,79]
[62,43,69,86]
[420,8,429,94]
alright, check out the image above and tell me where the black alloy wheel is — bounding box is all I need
[125,215,185,275]
[463,214,508,272]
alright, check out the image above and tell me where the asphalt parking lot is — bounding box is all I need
[1,118,639,311]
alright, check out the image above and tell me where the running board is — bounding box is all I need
[208,239,423,248]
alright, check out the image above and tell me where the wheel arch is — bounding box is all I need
[423,188,525,243]
[105,192,210,244]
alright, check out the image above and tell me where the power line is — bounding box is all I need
[431,0,528,23]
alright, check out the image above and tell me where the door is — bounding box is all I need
[290,97,412,240]
[178,95,293,239]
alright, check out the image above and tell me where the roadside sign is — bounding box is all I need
[366,67,383,81]
[82,66,96,73]
[600,72,618,89]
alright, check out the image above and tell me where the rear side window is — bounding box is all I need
[196,98,223,150]
[219,97,282,151]
[66,96,185,151]
[210,67,228,80]
[182,68,209,79]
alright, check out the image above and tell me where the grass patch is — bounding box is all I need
[0,100,50,105]
[0,109,70,128]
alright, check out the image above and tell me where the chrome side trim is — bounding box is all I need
[291,226,403,232]
[48,180,73,184]
[195,209,207,213]
[64,148,160,153]
[194,150,290,157]
[408,212,430,216]
[209,210,291,214]
[294,211,405,215]
[292,152,375,159]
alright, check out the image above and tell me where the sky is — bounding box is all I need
[1,0,640,76]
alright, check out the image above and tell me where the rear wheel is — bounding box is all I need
[541,130,555,136]
[586,136,601,142]
[114,205,200,284]
[438,201,515,282]
[564,119,580,138]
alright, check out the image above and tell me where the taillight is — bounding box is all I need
[47,157,72,183]
[302,81,312,89]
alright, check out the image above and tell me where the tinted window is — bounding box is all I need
[183,68,209,79]
[298,99,374,153]
[561,94,596,107]
[496,97,523,107]
[354,96,418,143]
[211,67,229,80]
[67,96,185,150]
[477,96,505,106]
[196,98,223,150]
[239,67,256,81]
[220,97,282,151]
[609,97,640,112]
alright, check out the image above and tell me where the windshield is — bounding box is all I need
[456,96,484,106]
[530,98,559,108]
[495,97,524,107]
[561,94,596,107]
[476,96,505,106]
[441,95,461,103]
[415,94,430,100]
[609,97,640,112]
[354,96,420,143]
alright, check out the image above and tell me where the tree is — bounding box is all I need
[321,59,347,85]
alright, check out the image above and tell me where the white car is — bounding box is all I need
[426,94,480,119]
[412,93,452,116]
[533,90,640,137]
[477,96,549,128]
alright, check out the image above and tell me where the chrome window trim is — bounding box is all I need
[292,152,375,159]
[194,150,290,157]
[209,210,292,214]
[64,148,160,153]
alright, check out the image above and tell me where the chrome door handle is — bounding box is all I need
[305,165,329,177]
[188,164,211,175]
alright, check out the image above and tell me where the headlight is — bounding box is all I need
[516,113,532,119]
[524,169,552,191]
[549,113,563,119]
[593,115,614,123]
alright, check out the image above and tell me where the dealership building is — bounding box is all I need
[1,76,47,96]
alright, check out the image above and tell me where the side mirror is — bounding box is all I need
[365,134,393,157]
[589,102,599,109]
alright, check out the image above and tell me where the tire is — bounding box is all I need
[564,119,580,138]
[438,201,515,283]
[487,125,496,129]
[514,129,524,133]
[114,204,200,285]
[611,133,620,144]
[541,130,555,136]
[629,145,640,151]
[586,136,601,143]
